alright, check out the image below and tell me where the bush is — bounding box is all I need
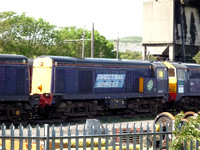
[171,112,200,150]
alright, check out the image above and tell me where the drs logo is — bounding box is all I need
[94,74,126,88]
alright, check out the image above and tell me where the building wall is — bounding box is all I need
[142,0,200,62]
[143,0,174,44]
[174,4,200,46]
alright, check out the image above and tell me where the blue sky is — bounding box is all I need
[0,0,143,39]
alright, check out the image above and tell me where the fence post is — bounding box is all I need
[1,124,6,150]
[44,124,50,150]
[60,125,64,150]
[68,124,71,150]
[146,123,150,150]
[51,125,56,150]
[75,124,79,149]
[83,124,86,149]
[36,124,41,150]
[28,124,32,149]
[119,123,123,150]
[105,124,109,150]
[133,123,136,150]
[112,124,116,150]
[140,123,143,150]
[19,124,23,150]
[10,124,15,150]
[126,123,130,150]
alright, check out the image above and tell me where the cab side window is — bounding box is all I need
[177,69,185,80]
[157,68,164,79]
[168,68,175,77]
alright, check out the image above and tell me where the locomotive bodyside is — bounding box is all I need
[163,62,200,111]
[31,56,169,119]
[0,54,34,120]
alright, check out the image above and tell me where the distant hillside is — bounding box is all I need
[109,36,142,44]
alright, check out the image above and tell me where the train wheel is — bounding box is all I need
[154,112,175,132]
[154,112,175,148]
[184,111,197,120]
[22,111,32,120]
[87,105,97,118]
[128,108,136,115]
[57,102,71,119]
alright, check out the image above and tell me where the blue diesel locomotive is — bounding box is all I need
[0,54,38,120]
[31,56,169,119]
[1,54,200,120]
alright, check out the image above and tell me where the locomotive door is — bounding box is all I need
[177,68,188,94]
[156,68,168,93]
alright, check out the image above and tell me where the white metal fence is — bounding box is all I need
[0,120,176,150]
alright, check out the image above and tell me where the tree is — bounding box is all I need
[119,51,142,60]
[0,12,56,58]
[193,51,200,64]
[93,31,115,58]
[0,11,19,54]
[52,27,115,58]
[0,11,115,58]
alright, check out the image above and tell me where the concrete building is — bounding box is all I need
[114,43,143,52]
[143,0,200,62]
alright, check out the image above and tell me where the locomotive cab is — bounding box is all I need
[163,62,189,102]
[31,57,53,108]
[152,62,168,95]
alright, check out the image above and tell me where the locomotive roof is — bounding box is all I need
[170,62,188,69]
[152,62,167,68]
[37,55,153,66]
[184,63,200,67]
[0,54,28,63]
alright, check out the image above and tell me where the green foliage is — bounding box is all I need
[119,51,142,60]
[193,51,200,64]
[51,27,115,58]
[0,12,56,57]
[146,54,157,61]
[0,11,115,58]
[109,36,142,44]
[120,36,142,44]
[171,112,200,150]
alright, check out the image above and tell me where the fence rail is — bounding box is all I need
[0,120,175,150]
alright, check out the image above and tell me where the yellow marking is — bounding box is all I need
[155,124,160,132]
[163,62,174,68]
[37,84,43,92]
[15,110,20,116]
[139,78,144,93]
[163,62,177,93]
[31,57,53,95]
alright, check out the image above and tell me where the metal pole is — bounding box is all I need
[91,22,94,58]
[82,31,85,58]
[44,124,49,150]
[116,37,119,59]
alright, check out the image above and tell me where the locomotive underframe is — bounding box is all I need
[40,93,167,119]
[0,101,33,121]
[168,96,200,112]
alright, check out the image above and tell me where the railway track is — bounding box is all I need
[0,112,155,127]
